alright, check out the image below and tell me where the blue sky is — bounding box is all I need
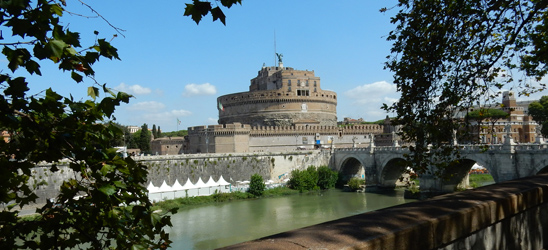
[9,1,547,132]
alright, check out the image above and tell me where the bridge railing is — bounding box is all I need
[333,143,548,154]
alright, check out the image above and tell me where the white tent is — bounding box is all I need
[194,177,208,196]
[181,178,195,189]
[172,179,186,199]
[158,180,175,200]
[172,179,184,190]
[216,176,231,193]
[205,176,220,194]
[216,176,230,186]
[147,182,161,202]
[147,182,159,193]
[182,178,198,197]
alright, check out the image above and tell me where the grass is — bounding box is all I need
[469,174,494,183]
[152,186,300,212]
[469,174,494,188]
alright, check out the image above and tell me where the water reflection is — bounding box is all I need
[167,189,415,249]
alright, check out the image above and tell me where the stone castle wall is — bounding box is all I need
[29,151,332,204]
[186,123,384,153]
[218,89,337,127]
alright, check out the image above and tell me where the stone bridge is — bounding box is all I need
[331,142,548,192]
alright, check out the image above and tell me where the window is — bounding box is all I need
[306,80,309,87]
[288,80,291,86]
[288,87,291,91]
[314,81,317,87]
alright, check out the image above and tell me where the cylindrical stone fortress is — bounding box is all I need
[217,66,337,127]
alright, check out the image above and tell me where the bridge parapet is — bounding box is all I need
[334,147,370,152]
[374,146,409,152]
[514,143,548,151]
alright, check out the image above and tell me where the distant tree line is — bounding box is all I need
[109,123,188,154]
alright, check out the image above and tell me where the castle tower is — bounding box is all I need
[502,91,524,121]
[217,65,337,127]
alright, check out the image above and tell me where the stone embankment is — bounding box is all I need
[29,150,332,204]
[220,173,548,250]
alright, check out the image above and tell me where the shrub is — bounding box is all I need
[288,166,319,192]
[347,177,365,190]
[317,166,338,189]
[248,174,266,197]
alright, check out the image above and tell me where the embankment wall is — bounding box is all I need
[220,174,548,250]
[31,151,332,203]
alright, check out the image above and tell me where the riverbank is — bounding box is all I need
[152,186,301,212]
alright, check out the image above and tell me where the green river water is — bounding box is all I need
[166,189,416,249]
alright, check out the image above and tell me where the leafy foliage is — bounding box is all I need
[347,177,365,191]
[161,130,188,137]
[109,122,132,147]
[382,0,548,174]
[317,166,338,190]
[139,123,152,154]
[466,109,509,121]
[248,174,266,197]
[288,166,337,192]
[184,0,242,25]
[529,96,548,137]
[0,1,172,249]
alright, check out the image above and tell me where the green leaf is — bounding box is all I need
[71,72,83,83]
[48,39,67,59]
[113,181,127,189]
[100,164,114,175]
[50,4,64,16]
[99,185,116,196]
[87,86,99,99]
[211,7,226,25]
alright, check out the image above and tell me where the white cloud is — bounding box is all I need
[127,101,166,111]
[339,81,400,121]
[182,83,217,97]
[140,110,192,126]
[207,117,218,124]
[114,83,151,95]
[344,81,399,105]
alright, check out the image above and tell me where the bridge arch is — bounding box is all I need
[439,159,477,191]
[339,156,365,183]
[536,162,548,175]
[379,157,408,189]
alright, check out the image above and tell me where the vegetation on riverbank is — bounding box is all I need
[469,174,495,188]
[152,186,300,212]
[287,166,339,191]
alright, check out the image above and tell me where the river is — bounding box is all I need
[166,189,416,249]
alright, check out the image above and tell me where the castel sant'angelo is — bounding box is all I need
[176,57,393,154]
[148,56,541,155]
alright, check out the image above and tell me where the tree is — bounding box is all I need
[317,166,338,190]
[288,166,321,192]
[139,124,151,154]
[248,174,266,197]
[466,109,510,142]
[382,1,548,174]
[0,1,173,249]
[529,96,548,137]
[152,124,157,139]
[109,122,132,147]
[157,126,162,138]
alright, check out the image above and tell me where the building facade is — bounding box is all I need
[150,137,185,155]
[465,91,539,144]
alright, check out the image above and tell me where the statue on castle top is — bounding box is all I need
[276,53,283,63]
